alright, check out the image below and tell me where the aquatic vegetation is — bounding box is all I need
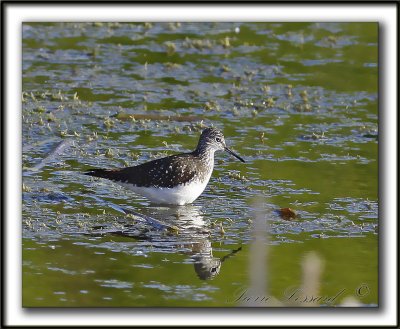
[21,22,377,307]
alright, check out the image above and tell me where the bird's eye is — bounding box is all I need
[215,137,221,143]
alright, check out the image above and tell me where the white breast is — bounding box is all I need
[118,167,213,206]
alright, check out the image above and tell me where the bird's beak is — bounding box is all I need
[224,147,245,163]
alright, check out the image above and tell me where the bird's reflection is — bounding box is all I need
[101,203,241,280]
[191,239,241,280]
[192,239,221,280]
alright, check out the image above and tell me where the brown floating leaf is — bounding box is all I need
[277,207,298,221]
[112,112,201,122]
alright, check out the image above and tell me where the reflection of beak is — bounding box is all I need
[224,147,245,163]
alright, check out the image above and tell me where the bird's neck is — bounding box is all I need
[193,145,215,164]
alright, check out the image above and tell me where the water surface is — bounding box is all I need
[22,22,378,307]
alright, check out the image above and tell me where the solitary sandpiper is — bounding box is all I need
[85,127,245,205]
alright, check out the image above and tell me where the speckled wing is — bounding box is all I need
[85,153,198,188]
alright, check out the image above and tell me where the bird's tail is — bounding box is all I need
[84,168,118,179]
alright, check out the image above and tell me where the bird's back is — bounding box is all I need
[85,152,206,188]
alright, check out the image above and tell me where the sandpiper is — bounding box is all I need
[85,127,245,206]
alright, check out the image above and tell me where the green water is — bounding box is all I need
[22,22,378,307]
